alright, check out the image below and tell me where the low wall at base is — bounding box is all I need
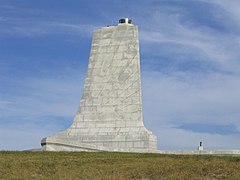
[156,150,240,156]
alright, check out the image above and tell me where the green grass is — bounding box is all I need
[0,151,240,179]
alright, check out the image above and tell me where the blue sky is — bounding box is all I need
[1,0,240,150]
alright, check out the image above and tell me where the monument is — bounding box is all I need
[41,18,157,152]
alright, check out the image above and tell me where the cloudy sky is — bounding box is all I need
[1,0,240,150]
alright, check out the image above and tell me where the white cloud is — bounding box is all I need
[135,1,240,150]
[141,70,240,150]
[0,122,64,150]
[139,10,240,75]
[0,68,84,150]
[0,20,96,38]
[155,127,240,150]
[0,4,98,38]
[142,71,240,126]
[0,69,84,118]
[208,0,240,22]
[0,101,15,109]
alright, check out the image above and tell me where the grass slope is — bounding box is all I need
[0,151,240,179]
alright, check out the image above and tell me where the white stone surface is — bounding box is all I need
[41,21,157,152]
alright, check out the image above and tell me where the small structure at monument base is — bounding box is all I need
[41,18,157,152]
[198,142,204,151]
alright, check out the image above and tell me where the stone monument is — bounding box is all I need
[41,18,157,152]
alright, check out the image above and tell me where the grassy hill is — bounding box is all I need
[0,151,240,179]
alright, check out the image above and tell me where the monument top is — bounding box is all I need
[118,18,132,25]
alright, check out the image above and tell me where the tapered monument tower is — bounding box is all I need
[41,18,157,152]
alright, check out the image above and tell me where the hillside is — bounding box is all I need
[0,151,239,179]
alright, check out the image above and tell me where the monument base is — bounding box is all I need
[41,126,157,152]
